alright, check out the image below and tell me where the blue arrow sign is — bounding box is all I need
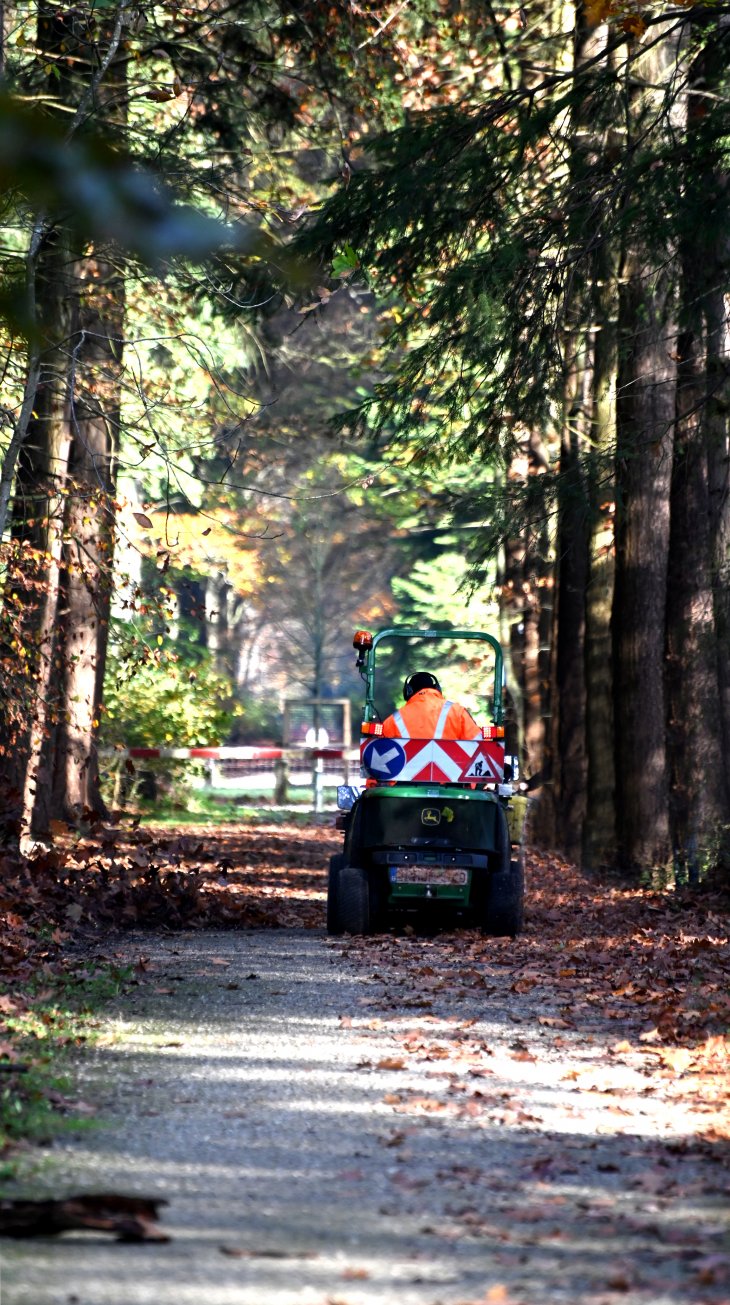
[362,737,406,779]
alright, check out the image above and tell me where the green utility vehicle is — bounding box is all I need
[327,627,525,936]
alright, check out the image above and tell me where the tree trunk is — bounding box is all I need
[706,282,730,824]
[7,1,129,833]
[11,228,74,842]
[613,270,676,875]
[612,29,684,878]
[550,5,613,864]
[499,442,545,775]
[51,257,124,818]
[666,279,726,879]
[553,331,591,862]
[205,571,232,674]
[583,58,622,869]
[698,25,730,842]
[498,531,527,770]
[583,286,617,871]
[499,431,553,842]
[665,24,730,879]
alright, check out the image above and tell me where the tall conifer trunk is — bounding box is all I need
[613,245,676,874]
[500,431,552,840]
[699,26,730,845]
[554,332,590,861]
[665,24,730,875]
[667,261,726,876]
[706,280,730,825]
[583,272,617,870]
[581,33,622,872]
[551,5,611,863]
[612,32,686,876]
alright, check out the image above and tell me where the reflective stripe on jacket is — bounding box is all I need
[382,688,482,740]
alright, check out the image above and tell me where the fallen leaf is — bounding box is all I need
[660,1047,692,1073]
[403,1096,445,1112]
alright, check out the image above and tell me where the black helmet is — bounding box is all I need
[403,671,441,701]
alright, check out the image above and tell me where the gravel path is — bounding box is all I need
[2,926,729,1305]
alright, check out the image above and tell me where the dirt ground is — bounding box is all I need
[2,825,729,1305]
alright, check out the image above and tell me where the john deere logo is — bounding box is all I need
[421,807,441,826]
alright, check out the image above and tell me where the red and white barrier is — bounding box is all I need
[98,744,356,812]
[103,746,348,761]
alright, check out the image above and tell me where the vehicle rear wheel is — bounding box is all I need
[481,807,524,937]
[483,850,524,937]
[326,853,347,935]
[338,865,381,935]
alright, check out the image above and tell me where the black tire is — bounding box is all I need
[326,853,347,935]
[338,865,374,935]
[482,807,524,937]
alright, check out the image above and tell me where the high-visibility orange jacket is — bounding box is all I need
[382,688,482,740]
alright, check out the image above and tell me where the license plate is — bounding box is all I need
[394,865,468,886]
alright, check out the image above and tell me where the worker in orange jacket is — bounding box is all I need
[382,672,483,740]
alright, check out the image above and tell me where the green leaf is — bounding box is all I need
[331,244,360,278]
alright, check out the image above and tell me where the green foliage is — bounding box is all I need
[331,244,360,279]
[234,691,282,744]
[296,14,730,563]
[393,550,496,629]
[103,639,239,747]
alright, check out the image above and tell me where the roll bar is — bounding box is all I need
[359,627,504,726]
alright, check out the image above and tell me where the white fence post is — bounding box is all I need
[312,752,324,814]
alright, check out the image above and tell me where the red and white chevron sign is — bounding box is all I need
[360,737,504,784]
